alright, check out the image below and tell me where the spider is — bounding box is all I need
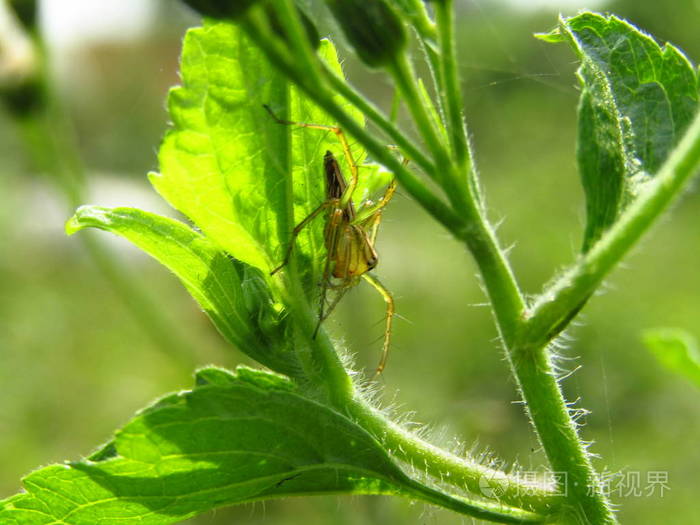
[264,105,397,376]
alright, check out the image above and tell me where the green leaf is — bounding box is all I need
[2,367,539,523]
[643,328,700,388]
[66,206,301,377]
[576,88,629,252]
[0,367,412,524]
[153,20,382,300]
[151,21,288,274]
[551,12,699,251]
[533,28,564,44]
[352,163,394,209]
[66,22,390,369]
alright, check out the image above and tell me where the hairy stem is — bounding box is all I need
[388,52,454,189]
[247,6,627,521]
[319,63,435,176]
[292,297,355,404]
[254,33,353,402]
[398,0,437,42]
[524,109,700,346]
[502,113,700,522]
[276,0,322,82]
[401,478,546,524]
[434,0,471,173]
[347,398,559,516]
[387,31,524,334]
[422,3,616,520]
[242,17,464,236]
[506,343,618,523]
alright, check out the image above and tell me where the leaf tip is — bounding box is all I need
[534,29,563,43]
[65,206,91,236]
[65,217,81,236]
[195,366,237,386]
[642,328,700,387]
[147,171,167,197]
[65,205,113,236]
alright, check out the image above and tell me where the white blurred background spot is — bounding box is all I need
[40,0,158,50]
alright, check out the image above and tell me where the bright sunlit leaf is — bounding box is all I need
[150,20,384,297]
[0,368,411,524]
[151,21,288,274]
[66,206,299,377]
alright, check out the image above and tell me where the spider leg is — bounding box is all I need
[270,200,333,275]
[361,272,395,377]
[264,104,358,207]
[313,208,344,339]
[319,284,350,324]
[361,178,398,245]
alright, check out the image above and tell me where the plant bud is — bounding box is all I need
[0,78,45,118]
[0,8,44,118]
[180,0,258,19]
[324,0,407,67]
[8,0,38,32]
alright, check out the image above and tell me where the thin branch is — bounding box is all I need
[524,109,700,346]
[347,398,559,516]
[319,63,436,177]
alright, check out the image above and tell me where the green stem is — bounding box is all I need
[412,2,523,336]
[348,398,559,516]
[524,108,700,346]
[246,9,618,522]
[242,17,464,237]
[253,32,353,402]
[389,51,489,277]
[454,212,614,520]
[290,291,355,405]
[506,344,617,523]
[461,222,526,343]
[276,0,322,83]
[388,52,453,188]
[401,479,545,524]
[319,63,435,176]
[421,38,448,138]
[508,112,700,522]
[399,0,437,41]
[396,4,616,520]
[434,0,473,182]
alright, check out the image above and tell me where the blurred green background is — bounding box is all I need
[1,0,698,523]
